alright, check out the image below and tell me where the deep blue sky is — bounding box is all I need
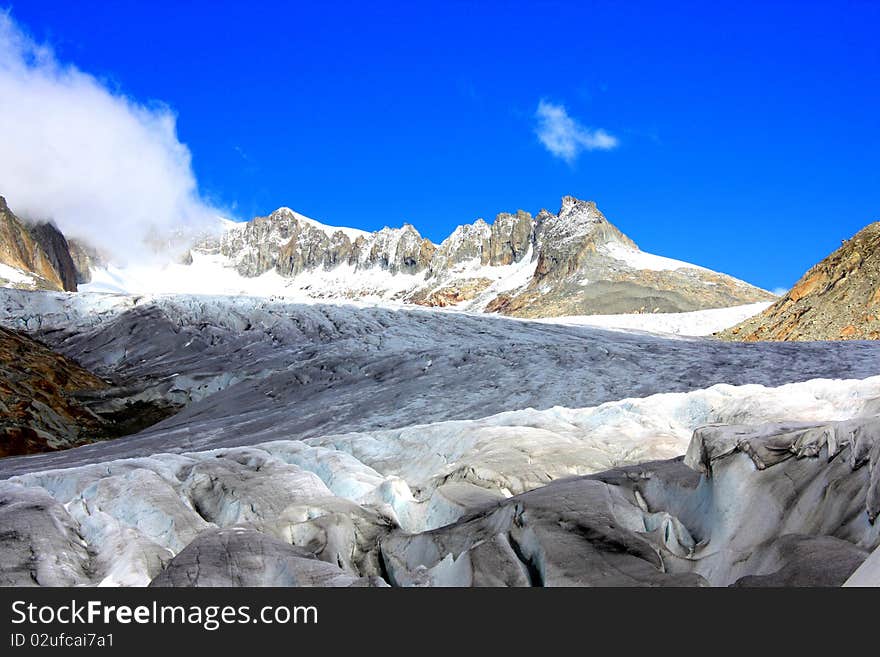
[9,0,880,291]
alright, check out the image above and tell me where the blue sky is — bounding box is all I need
[5,1,880,291]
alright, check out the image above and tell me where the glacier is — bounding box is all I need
[2,288,880,586]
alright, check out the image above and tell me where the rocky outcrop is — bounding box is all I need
[429,211,534,273]
[532,197,636,283]
[488,210,533,266]
[354,223,435,275]
[67,239,103,284]
[0,324,180,457]
[431,219,492,271]
[409,278,494,307]
[0,325,109,456]
[27,221,79,292]
[488,197,774,318]
[0,196,66,290]
[720,222,880,341]
[0,195,94,291]
[219,208,309,276]
[277,223,355,276]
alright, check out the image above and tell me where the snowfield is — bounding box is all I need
[532,301,774,336]
[1,288,880,586]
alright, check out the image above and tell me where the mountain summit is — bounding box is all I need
[181,195,773,316]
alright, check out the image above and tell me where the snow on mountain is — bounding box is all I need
[71,197,774,322]
[267,207,370,241]
[598,240,711,273]
[0,262,38,287]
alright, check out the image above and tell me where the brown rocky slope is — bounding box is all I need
[719,222,880,341]
[0,326,181,457]
[0,195,85,292]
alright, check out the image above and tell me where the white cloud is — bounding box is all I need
[771,287,789,296]
[0,12,224,264]
[534,100,617,163]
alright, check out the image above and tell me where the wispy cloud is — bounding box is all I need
[771,287,789,296]
[534,100,617,163]
[0,11,224,264]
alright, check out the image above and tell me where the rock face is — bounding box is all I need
[486,197,774,317]
[721,222,880,341]
[0,192,772,315]
[26,221,79,292]
[0,323,181,457]
[185,196,772,316]
[0,196,66,291]
[0,195,91,291]
[66,239,103,285]
[0,326,109,456]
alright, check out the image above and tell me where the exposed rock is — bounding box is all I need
[409,278,493,307]
[720,222,880,341]
[431,219,491,270]
[532,197,636,283]
[0,196,65,291]
[0,324,180,457]
[67,239,103,284]
[26,221,78,291]
[278,223,354,276]
[488,210,533,266]
[484,197,774,318]
[353,223,435,275]
[220,208,306,276]
[0,326,108,456]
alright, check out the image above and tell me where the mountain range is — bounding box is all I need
[1,193,773,317]
[6,191,880,341]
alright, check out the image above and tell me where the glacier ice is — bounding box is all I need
[3,289,880,586]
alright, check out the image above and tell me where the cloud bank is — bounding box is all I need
[535,100,617,163]
[0,12,223,263]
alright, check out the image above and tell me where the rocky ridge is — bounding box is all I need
[721,222,880,341]
[190,196,773,316]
